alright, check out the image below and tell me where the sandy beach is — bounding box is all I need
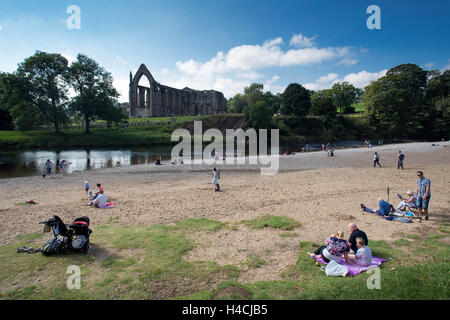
[1,141,449,282]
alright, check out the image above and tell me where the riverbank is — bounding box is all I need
[0,113,380,150]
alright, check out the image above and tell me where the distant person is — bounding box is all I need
[92,190,108,208]
[45,159,53,175]
[348,237,373,267]
[347,223,368,254]
[373,152,381,167]
[360,197,393,216]
[416,171,431,220]
[155,157,161,165]
[84,181,90,194]
[396,190,416,211]
[397,150,405,169]
[57,159,66,173]
[322,144,325,151]
[212,167,220,190]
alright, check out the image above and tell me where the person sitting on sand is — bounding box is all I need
[361,198,393,216]
[92,190,107,208]
[347,237,373,266]
[396,190,417,211]
[307,231,350,265]
[155,157,161,165]
[93,183,104,199]
[88,191,94,201]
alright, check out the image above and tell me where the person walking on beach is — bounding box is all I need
[44,159,53,176]
[373,152,381,167]
[397,150,405,169]
[416,171,431,220]
[212,167,220,191]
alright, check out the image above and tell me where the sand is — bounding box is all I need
[0,141,449,282]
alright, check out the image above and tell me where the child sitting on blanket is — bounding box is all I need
[348,237,372,266]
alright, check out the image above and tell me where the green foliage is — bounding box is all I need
[68,54,125,133]
[310,90,336,118]
[280,83,311,117]
[16,51,71,133]
[227,93,247,113]
[330,81,359,114]
[364,63,428,138]
[243,101,273,129]
[0,109,13,130]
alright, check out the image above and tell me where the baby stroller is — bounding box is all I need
[17,216,92,255]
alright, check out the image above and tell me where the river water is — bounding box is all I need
[0,141,368,178]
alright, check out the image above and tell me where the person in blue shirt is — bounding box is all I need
[416,171,431,220]
[360,198,393,216]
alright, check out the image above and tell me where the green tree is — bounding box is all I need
[310,90,336,118]
[280,83,311,118]
[244,83,264,105]
[424,70,450,138]
[364,63,428,138]
[0,72,47,130]
[227,93,248,113]
[68,54,123,133]
[243,101,273,129]
[16,51,70,133]
[263,92,282,115]
[330,81,358,114]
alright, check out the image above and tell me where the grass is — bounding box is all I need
[242,215,301,231]
[1,218,448,300]
[244,255,267,268]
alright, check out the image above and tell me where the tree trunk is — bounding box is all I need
[85,115,90,133]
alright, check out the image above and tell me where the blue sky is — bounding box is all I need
[0,0,449,101]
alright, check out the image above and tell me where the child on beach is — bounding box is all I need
[84,181,90,194]
[212,168,220,191]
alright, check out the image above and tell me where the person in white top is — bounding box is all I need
[93,191,108,208]
[348,237,372,266]
[397,190,417,211]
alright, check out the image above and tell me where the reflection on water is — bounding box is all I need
[0,140,368,178]
[0,147,175,178]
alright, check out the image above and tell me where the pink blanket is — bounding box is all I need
[312,256,387,276]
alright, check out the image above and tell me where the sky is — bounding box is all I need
[0,0,449,102]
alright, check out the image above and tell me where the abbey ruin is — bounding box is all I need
[129,64,227,117]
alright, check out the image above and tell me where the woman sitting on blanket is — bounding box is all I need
[347,237,373,267]
[307,231,351,265]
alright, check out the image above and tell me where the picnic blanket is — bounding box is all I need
[312,255,387,276]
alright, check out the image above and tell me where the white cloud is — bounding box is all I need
[336,57,358,66]
[175,37,353,74]
[289,34,316,48]
[0,25,3,31]
[304,69,387,91]
[442,59,450,71]
[343,69,387,88]
[317,73,339,84]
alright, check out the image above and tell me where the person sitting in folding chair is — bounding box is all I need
[396,190,417,211]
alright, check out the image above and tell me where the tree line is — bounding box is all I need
[228,63,449,140]
[0,51,127,133]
